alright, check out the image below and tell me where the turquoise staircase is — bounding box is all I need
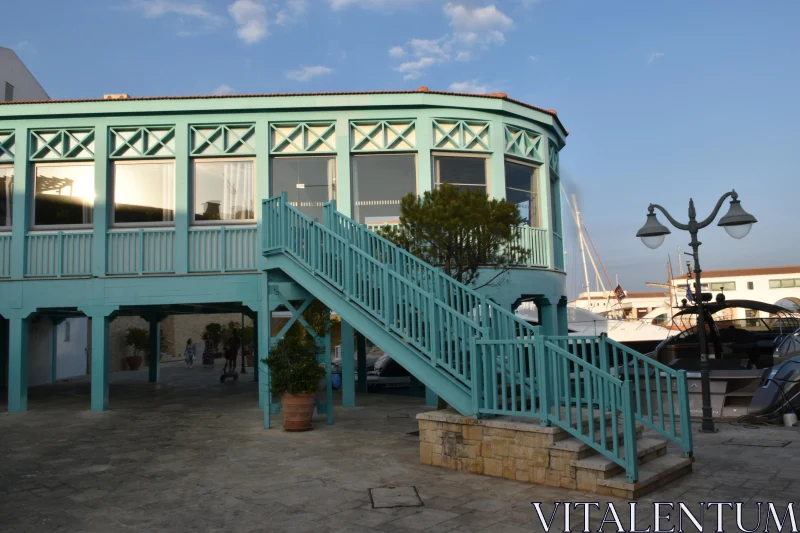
[262,194,693,482]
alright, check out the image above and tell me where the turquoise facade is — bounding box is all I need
[0,89,568,414]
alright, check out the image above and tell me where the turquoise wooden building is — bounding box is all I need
[0,88,691,482]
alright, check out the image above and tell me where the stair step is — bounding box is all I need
[572,438,668,478]
[596,454,694,499]
[550,424,644,456]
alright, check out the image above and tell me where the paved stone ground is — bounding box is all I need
[1,362,799,532]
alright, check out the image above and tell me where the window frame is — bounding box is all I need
[270,154,338,214]
[351,152,419,224]
[503,157,541,227]
[191,156,257,226]
[0,164,12,229]
[31,161,96,231]
[111,159,177,228]
[432,151,491,195]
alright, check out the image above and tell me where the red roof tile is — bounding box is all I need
[0,88,568,136]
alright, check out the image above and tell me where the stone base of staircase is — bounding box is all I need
[416,411,693,499]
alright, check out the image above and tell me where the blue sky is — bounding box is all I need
[4,0,800,297]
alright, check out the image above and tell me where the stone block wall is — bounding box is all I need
[417,411,582,490]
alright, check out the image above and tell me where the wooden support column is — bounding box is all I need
[356,331,367,393]
[7,313,30,413]
[80,307,117,412]
[557,297,569,336]
[146,315,164,383]
[340,320,355,407]
[425,386,439,408]
[323,311,333,425]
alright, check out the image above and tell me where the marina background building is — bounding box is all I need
[0,46,49,103]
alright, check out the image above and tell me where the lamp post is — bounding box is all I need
[636,190,757,433]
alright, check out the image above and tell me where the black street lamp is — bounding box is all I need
[636,190,757,433]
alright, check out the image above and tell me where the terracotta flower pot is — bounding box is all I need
[282,392,316,431]
[126,355,143,371]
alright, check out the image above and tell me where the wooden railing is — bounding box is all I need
[107,229,175,275]
[189,226,258,272]
[25,232,93,277]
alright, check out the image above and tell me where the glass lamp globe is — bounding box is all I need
[641,234,666,250]
[724,223,753,240]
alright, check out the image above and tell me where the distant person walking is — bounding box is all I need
[202,337,215,368]
[224,330,241,374]
[184,338,195,369]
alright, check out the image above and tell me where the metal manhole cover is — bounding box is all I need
[369,486,423,508]
[723,439,791,448]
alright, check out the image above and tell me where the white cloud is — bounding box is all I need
[388,3,514,80]
[286,65,334,81]
[529,55,539,62]
[449,79,491,94]
[394,57,437,80]
[129,0,223,22]
[330,0,430,9]
[647,51,665,65]
[389,46,407,59]
[276,0,307,24]
[211,84,234,95]
[444,3,512,37]
[408,38,449,60]
[228,0,268,43]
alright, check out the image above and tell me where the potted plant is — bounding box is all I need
[263,323,326,431]
[124,327,148,371]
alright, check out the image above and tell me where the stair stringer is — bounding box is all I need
[265,254,474,415]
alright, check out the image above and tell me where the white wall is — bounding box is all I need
[0,47,49,101]
[55,318,88,379]
[27,318,53,386]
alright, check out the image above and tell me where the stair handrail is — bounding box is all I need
[601,336,693,457]
[541,339,639,482]
[320,200,538,343]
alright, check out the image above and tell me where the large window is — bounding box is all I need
[113,161,175,225]
[700,281,736,291]
[33,164,94,227]
[271,156,336,220]
[352,154,416,224]
[770,278,799,289]
[504,159,539,226]
[0,167,11,227]
[434,155,487,194]
[194,160,255,223]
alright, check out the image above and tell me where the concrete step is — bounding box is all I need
[571,437,668,479]
[595,454,694,499]
[550,424,645,458]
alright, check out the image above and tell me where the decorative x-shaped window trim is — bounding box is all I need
[432,119,490,151]
[270,122,336,154]
[0,130,14,162]
[503,124,543,163]
[29,129,95,161]
[109,126,176,159]
[350,120,416,152]
[190,124,256,156]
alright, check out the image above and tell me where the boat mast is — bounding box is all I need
[572,193,593,310]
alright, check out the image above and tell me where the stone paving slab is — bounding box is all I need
[1,362,799,532]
